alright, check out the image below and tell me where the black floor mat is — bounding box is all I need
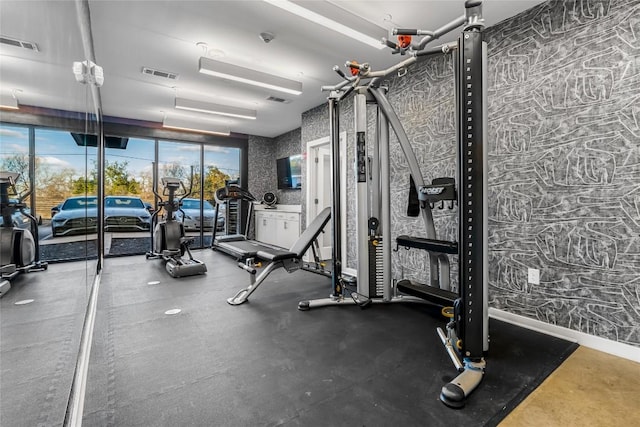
[81,251,577,426]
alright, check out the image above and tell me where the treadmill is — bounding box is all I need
[211,181,264,259]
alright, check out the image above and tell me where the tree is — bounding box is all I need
[71,176,97,195]
[192,166,231,201]
[104,160,140,195]
[0,153,30,194]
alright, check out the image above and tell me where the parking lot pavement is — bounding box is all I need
[39,231,153,245]
[37,231,213,262]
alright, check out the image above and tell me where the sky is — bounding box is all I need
[0,124,240,179]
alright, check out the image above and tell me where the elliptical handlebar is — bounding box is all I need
[149,163,195,225]
[177,166,194,204]
[150,161,163,206]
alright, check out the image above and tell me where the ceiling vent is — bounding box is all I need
[0,35,39,52]
[266,95,290,104]
[141,67,179,80]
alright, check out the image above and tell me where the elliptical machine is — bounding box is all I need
[145,171,207,278]
[0,171,48,296]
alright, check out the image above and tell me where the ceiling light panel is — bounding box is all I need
[199,57,302,96]
[175,97,257,120]
[263,0,387,49]
[163,115,230,136]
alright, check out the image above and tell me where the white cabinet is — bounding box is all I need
[255,211,277,244]
[255,209,300,249]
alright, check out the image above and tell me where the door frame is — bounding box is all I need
[305,132,348,272]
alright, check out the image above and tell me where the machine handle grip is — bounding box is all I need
[345,61,363,70]
[383,38,398,49]
[338,84,356,101]
[393,28,418,36]
[333,65,347,80]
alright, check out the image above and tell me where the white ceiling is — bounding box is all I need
[0,0,544,138]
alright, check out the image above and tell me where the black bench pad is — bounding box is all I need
[396,235,458,254]
[256,249,298,262]
[396,280,457,306]
[216,240,278,258]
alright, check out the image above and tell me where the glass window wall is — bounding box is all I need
[104,137,155,256]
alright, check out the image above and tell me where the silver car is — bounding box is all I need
[0,209,32,230]
[104,196,152,232]
[51,195,151,236]
[51,196,98,236]
[174,198,221,231]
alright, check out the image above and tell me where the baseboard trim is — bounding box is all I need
[489,308,640,363]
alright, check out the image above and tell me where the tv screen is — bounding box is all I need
[276,154,302,189]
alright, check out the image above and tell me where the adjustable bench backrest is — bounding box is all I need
[290,207,331,258]
[251,207,331,263]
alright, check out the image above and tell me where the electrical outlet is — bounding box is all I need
[528,268,540,285]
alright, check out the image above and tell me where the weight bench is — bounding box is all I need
[227,207,331,305]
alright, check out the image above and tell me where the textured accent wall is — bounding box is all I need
[247,129,302,208]
[248,135,275,203]
[274,128,303,206]
[484,0,640,346]
[300,0,640,347]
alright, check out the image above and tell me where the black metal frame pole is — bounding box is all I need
[329,97,343,297]
[457,29,485,360]
[28,127,40,261]
[96,113,104,269]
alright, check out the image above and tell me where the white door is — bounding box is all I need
[311,146,332,259]
[306,133,347,269]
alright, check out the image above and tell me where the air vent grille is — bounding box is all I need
[141,67,179,80]
[0,36,39,51]
[266,95,290,104]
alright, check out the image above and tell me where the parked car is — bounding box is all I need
[216,203,226,231]
[7,198,42,225]
[173,198,222,231]
[0,209,32,230]
[51,202,62,218]
[143,202,155,214]
[104,196,152,232]
[51,195,151,237]
[51,196,98,237]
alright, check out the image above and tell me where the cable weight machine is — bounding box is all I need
[298,0,488,408]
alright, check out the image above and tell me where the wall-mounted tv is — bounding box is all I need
[276,154,302,190]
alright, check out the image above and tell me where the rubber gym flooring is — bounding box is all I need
[2,250,577,426]
[0,260,96,426]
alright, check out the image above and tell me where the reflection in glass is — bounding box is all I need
[0,1,99,423]
[35,129,98,262]
[204,144,241,243]
[104,137,155,256]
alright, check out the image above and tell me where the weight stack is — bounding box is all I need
[368,236,384,298]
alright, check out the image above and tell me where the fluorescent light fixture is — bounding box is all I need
[264,0,386,50]
[199,57,302,96]
[0,93,19,110]
[163,116,230,136]
[175,97,257,120]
